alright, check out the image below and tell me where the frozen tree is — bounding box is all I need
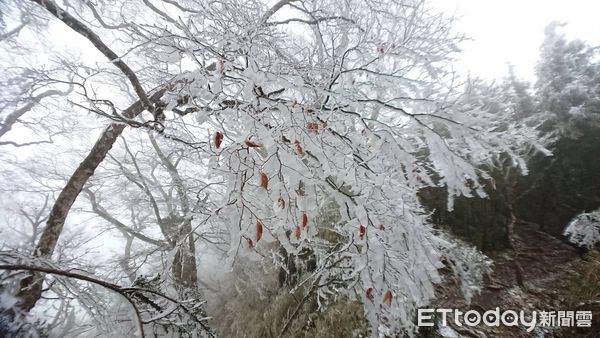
[535,22,600,136]
[514,23,600,238]
[0,0,543,336]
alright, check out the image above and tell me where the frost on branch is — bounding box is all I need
[0,252,212,338]
[435,233,493,303]
[0,0,543,336]
[564,209,600,249]
[171,0,530,334]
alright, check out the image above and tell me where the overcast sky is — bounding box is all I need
[431,0,600,82]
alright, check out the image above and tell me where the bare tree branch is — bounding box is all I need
[0,89,71,139]
[1,263,146,338]
[260,0,297,24]
[30,0,153,111]
[83,188,166,247]
[0,20,28,42]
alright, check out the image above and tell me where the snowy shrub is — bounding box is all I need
[564,209,600,249]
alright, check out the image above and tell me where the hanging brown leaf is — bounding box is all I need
[214,131,224,149]
[256,222,263,242]
[379,224,385,231]
[359,224,367,240]
[260,172,269,190]
[278,197,286,209]
[247,238,254,249]
[294,140,304,156]
[245,140,262,148]
[307,122,319,134]
[295,225,301,240]
[464,179,474,188]
[302,213,308,229]
[383,290,393,305]
[366,287,374,300]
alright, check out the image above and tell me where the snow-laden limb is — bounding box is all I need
[1,0,547,335]
[93,0,534,334]
[303,208,492,336]
[564,209,600,249]
[436,232,492,303]
[0,252,213,338]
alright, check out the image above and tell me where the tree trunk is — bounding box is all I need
[504,165,525,288]
[149,135,198,288]
[16,89,166,311]
[171,231,198,288]
[506,203,525,287]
